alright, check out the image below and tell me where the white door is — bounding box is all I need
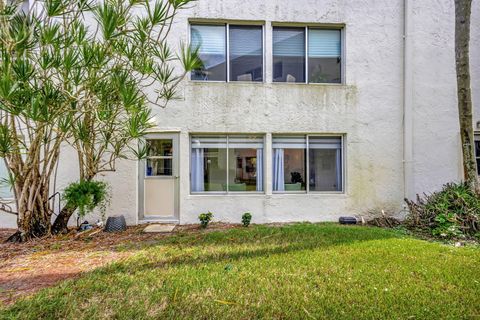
[139,133,179,221]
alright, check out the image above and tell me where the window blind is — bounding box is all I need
[228,136,264,149]
[191,136,227,149]
[273,27,305,57]
[191,25,226,56]
[192,136,263,149]
[308,137,342,149]
[308,29,341,58]
[229,26,262,57]
[272,136,307,149]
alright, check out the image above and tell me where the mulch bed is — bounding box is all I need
[0,223,241,306]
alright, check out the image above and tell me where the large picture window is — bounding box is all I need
[273,27,342,84]
[191,24,263,82]
[191,135,264,193]
[273,136,343,192]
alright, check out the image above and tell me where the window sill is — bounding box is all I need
[187,80,346,87]
[188,80,266,85]
[271,82,345,87]
[189,192,265,196]
[272,191,345,195]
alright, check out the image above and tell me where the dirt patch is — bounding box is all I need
[0,223,243,306]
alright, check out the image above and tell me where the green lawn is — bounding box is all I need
[2,223,480,319]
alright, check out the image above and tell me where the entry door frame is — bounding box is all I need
[138,132,180,222]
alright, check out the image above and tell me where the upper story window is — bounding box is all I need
[191,24,264,82]
[273,27,342,84]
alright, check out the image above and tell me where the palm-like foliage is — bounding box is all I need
[0,0,201,241]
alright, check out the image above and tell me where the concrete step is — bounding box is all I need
[143,224,176,233]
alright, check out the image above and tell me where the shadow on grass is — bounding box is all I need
[1,223,404,312]
[102,223,403,275]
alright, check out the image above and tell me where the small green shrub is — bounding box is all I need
[63,180,110,221]
[242,212,252,227]
[199,211,213,228]
[405,182,480,239]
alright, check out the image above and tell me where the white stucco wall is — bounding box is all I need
[122,0,407,225]
[1,0,479,228]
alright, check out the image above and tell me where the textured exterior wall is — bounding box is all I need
[145,0,406,224]
[1,0,479,228]
[409,1,479,195]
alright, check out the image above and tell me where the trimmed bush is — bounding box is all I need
[242,212,252,227]
[405,182,480,239]
[199,212,213,228]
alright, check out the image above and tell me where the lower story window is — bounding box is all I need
[191,135,264,193]
[273,135,343,192]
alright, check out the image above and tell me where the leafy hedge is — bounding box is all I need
[405,182,480,239]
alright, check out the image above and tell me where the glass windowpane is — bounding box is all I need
[203,148,228,191]
[191,25,226,81]
[229,25,263,82]
[308,29,341,83]
[146,158,172,176]
[283,149,306,190]
[273,27,306,83]
[308,137,342,191]
[272,135,307,191]
[147,139,173,157]
[191,135,263,192]
[273,136,342,192]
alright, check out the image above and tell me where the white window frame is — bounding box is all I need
[272,134,345,194]
[189,134,266,195]
[271,25,344,85]
[189,22,266,83]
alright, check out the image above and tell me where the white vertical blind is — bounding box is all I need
[308,29,341,58]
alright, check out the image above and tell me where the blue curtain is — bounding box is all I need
[256,149,263,191]
[272,149,285,191]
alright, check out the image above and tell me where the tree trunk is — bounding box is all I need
[51,205,76,235]
[7,194,51,243]
[51,175,94,234]
[455,0,478,193]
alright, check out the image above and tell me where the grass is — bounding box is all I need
[2,223,480,319]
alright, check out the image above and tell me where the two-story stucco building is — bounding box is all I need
[1,0,480,228]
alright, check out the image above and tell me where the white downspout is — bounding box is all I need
[403,0,414,202]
